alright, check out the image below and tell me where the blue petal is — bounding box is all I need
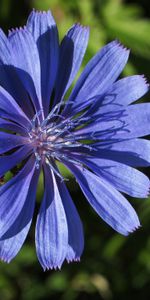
[54,23,89,106]
[64,40,129,115]
[0,132,29,154]
[85,75,149,118]
[95,138,150,167]
[0,29,13,64]
[56,176,84,262]
[0,169,39,263]
[0,145,32,177]
[105,75,149,106]
[0,118,27,135]
[115,104,150,139]
[75,113,125,139]
[27,10,59,115]
[0,29,34,118]
[0,157,35,238]
[76,103,150,140]
[78,156,150,198]
[0,86,31,129]
[35,164,68,270]
[9,28,42,113]
[66,163,140,236]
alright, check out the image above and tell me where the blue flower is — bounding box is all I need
[0,10,149,270]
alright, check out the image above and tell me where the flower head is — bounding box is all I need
[0,10,149,270]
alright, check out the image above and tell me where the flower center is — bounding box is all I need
[29,123,64,167]
[27,105,92,178]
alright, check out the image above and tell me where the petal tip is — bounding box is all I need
[141,74,150,89]
[67,256,81,264]
[0,255,11,264]
[113,39,130,55]
[42,263,62,271]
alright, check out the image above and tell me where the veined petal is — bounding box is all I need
[85,75,149,118]
[27,10,59,115]
[0,86,31,129]
[105,75,149,106]
[94,138,150,167]
[0,145,32,177]
[115,104,150,139]
[0,157,35,238]
[0,118,27,135]
[54,24,89,106]
[66,163,140,236]
[0,29,13,64]
[75,103,150,140]
[0,132,29,154]
[9,28,42,113]
[56,176,84,262]
[0,169,39,263]
[35,165,68,270]
[0,29,34,118]
[77,156,150,198]
[64,40,129,115]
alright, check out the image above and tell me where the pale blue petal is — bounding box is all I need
[95,138,150,167]
[64,40,129,115]
[0,169,39,263]
[54,23,89,106]
[35,165,68,270]
[77,156,150,198]
[66,163,140,236]
[75,103,150,140]
[105,75,149,106]
[56,176,84,262]
[0,29,34,117]
[27,10,59,115]
[0,157,35,238]
[9,28,42,112]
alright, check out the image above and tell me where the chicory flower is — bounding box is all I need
[0,10,149,270]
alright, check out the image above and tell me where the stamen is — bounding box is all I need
[45,157,68,181]
[41,102,67,128]
[28,104,96,174]
[29,109,44,131]
[35,152,41,169]
[55,153,83,166]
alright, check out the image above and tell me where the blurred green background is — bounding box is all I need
[0,0,150,299]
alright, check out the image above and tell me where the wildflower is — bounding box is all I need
[0,10,149,270]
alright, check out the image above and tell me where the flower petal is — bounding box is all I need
[0,86,31,129]
[0,169,39,263]
[84,75,149,118]
[115,104,150,139]
[0,157,35,238]
[95,138,150,167]
[9,28,42,112]
[76,103,150,140]
[64,40,129,115]
[35,165,68,270]
[77,156,150,198]
[0,29,34,117]
[0,145,32,177]
[54,24,89,106]
[27,10,59,115]
[0,132,29,154]
[0,118,27,135]
[56,176,84,262]
[105,75,149,106]
[66,163,140,236]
